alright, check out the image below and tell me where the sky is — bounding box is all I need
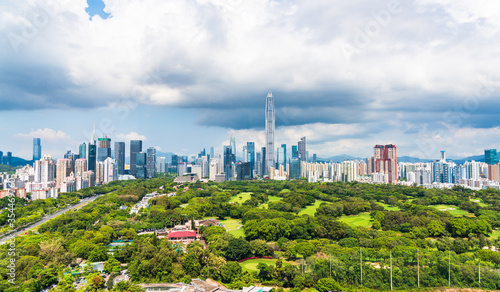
[1,0,500,160]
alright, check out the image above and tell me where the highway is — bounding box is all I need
[0,195,101,244]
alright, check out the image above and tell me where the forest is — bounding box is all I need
[1,178,500,291]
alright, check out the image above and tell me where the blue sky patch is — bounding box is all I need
[85,0,111,20]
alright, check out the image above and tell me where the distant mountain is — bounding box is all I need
[397,156,433,163]
[317,154,365,163]
[1,156,32,167]
[156,151,175,163]
[449,155,484,165]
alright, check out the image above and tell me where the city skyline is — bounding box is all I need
[2,1,500,160]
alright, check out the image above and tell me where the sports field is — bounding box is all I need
[431,205,474,217]
[258,195,281,209]
[298,200,327,216]
[379,203,400,211]
[339,212,372,228]
[229,192,252,204]
[240,258,297,272]
[490,229,500,239]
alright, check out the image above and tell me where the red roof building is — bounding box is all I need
[168,230,197,244]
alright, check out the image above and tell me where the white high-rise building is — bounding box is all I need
[103,157,117,184]
[265,91,275,175]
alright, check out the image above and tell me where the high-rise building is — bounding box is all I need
[312,154,317,163]
[157,157,166,173]
[146,147,156,179]
[0,151,3,165]
[88,128,97,172]
[290,158,301,179]
[136,152,147,179]
[261,147,266,176]
[34,155,56,184]
[373,144,398,184]
[33,138,41,161]
[79,143,87,159]
[298,137,306,162]
[97,137,112,162]
[224,145,234,181]
[114,142,125,175]
[75,158,87,176]
[277,145,285,169]
[6,152,12,166]
[103,157,117,183]
[265,91,275,175]
[210,147,214,159]
[247,142,255,172]
[130,140,143,177]
[56,158,73,188]
[292,145,298,159]
[281,144,287,171]
[485,149,498,165]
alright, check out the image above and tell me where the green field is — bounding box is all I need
[339,212,372,228]
[379,203,400,211]
[240,258,296,272]
[219,218,242,229]
[490,229,500,239]
[228,228,245,238]
[229,192,252,204]
[258,195,281,209]
[280,189,291,193]
[431,205,474,217]
[470,198,488,207]
[298,200,327,216]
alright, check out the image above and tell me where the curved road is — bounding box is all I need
[0,195,101,244]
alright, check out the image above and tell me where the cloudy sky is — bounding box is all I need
[1,0,500,160]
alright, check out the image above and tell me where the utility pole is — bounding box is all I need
[417,246,420,289]
[390,249,393,291]
[479,259,481,287]
[360,247,363,286]
[329,254,332,278]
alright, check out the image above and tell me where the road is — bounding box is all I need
[0,195,101,244]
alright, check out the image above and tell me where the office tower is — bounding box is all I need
[247,142,255,170]
[313,154,317,163]
[292,145,298,159]
[224,146,234,181]
[290,158,301,179]
[97,137,112,162]
[265,91,275,175]
[0,151,3,164]
[33,138,41,161]
[75,158,87,176]
[261,147,266,176]
[298,137,306,161]
[6,152,12,166]
[255,152,262,176]
[170,154,178,173]
[56,158,73,188]
[146,147,156,179]
[114,142,125,175]
[34,155,56,184]
[440,150,446,162]
[136,152,147,179]
[157,157,166,173]
[103,157,117,183]
[373,144,398,184]
[433,160,451,183]
[130,140,143,177]
[79,143,87,159]
[88,128,97,172]
[485,149,498,165]
[236,162,252,180]
[198,148,206,158]
[281,144,287,171]
[210,147,214,159]
[276,145,285,169]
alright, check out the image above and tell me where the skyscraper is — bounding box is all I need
[224,145,234,181]
[261,147,266,176]
[281,144,287,171]
[130,140,143,177]
[247,142,255,172]
[485,149,498,165]
[79,143,87,159]
[33,138,41,161]
[0,151,3,165]
[373,144,398,184]
[114,142,125,175]
[6,152,12,166]
[56,158,72,188]
[298,137,306,162]
[136,152,147,179]
[265,91,275,175]
[88,128,97,172]
[292,145,298,158]
[97,137,112,162]
[146,147,156,179]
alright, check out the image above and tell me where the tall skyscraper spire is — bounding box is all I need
[265,91,275,175]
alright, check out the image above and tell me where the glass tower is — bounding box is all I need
[33,138,41,161]
[265,91,275,175]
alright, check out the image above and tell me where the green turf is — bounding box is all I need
[219,218,242,230]
[431,205,475,217]
[229,192,252,204]
[280,189,291,193]
[240,258,296,272]
[228,228,245,238]
[379,203,400,211]
[470,198,488,207]
[339,212,372,228]
[298,200,327,216]
[490,229,500,239]
[258,195,281,209]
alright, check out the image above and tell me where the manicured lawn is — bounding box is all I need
[431,205,475,217]
[229,192,252,204]
[228,228,245,238]
[379,203,400,211]
[240,258,297,272]
[490,229,500,239]
[259,195,281,209]
[280,189,291,193]
[470,198,488,207]
[219,218,242,230]
[298,200,327,216]
[339,212,372,228]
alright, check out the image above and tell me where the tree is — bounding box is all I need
[220,261,242,283]
[225,238,252,261]
[104,257,122,274]
[250,239,271,257]
[295,241,316,258]
[89,245,109,262]
[427,220,445,237]
[316,278,343,292]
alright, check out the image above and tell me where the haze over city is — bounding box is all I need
[1,0,500,159]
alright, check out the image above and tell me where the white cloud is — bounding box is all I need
[115,131,147,141]
[16,128,71,140]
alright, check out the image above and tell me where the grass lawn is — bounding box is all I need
[259,195,281,209]
[280,189,291,193]
[470,198,488,207]
[431,205,475,217]
[179,203,188,208]
[490,229,500,239]
[228,228,245,238]
[219,218,242,230]
[229,192,252,204]
[379,203,400,211]
[240,258,297,272]
[339,212,372,228]
[298,200,327,216]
